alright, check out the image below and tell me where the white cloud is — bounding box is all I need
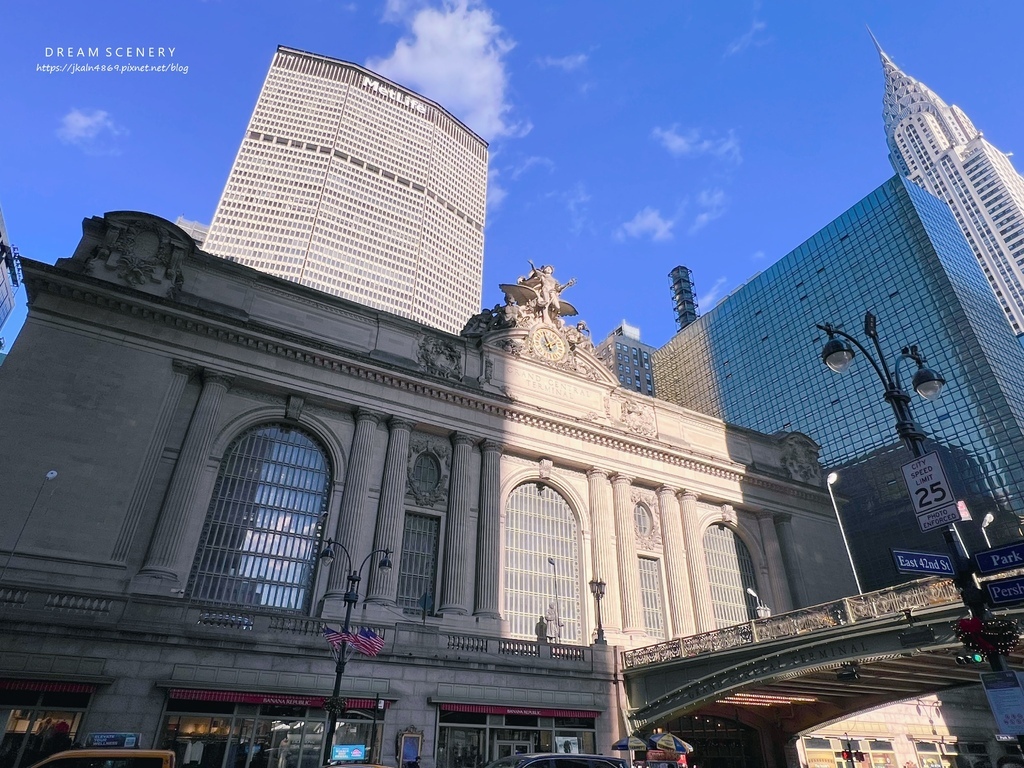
[510,155,554,180]
[698,276,729,309]
[564,183,591,235]
[652,126,741,163]
[617,207,675,242]
[368,0,526,141]
[487,167,507,210]
[537,53,587,72]
[56,108,126,154]
[689,188,728,234]
[725,19,768,56]
[752,249,765,260]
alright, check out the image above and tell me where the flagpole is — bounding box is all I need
[319,543,392,766]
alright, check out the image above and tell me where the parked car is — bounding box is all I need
[483,754,629,768]
[27,750,176,768]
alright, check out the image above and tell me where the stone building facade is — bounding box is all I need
[0,212,854,768]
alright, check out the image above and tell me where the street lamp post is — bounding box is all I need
[588,578,607,645]
[746,587,771,618]
[826,472,863,595]
[816,311,1010,673]
[981,512,995,549]
[319,541,392,766]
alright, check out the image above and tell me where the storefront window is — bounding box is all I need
[0,691,89,768]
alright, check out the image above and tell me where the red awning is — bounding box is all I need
[439,703,599,718]
[168,689,391,710]
[0,680,98,693]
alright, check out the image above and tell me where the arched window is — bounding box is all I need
[189,424,332,612]
[703,524,759,628]
[504,483,581,643]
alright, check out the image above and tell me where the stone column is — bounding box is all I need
[773,513,809,607]
[756,511,794,613]
[113,360,196,564]
[588,468,622,633]
[679,490,716,633]
[439,433,475,614]
[139,370,233,580]
[366,417,414,605]
[657,486,694,637]
[612,474,644,635]
[474,440,502,618]
[327,409,383,595]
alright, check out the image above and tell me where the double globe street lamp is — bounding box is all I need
[319,540,393,765]
[816,311,1013,673]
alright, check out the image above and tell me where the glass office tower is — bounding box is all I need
[655,176,1024,590]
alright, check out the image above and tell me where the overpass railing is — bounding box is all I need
[621,577,959,669]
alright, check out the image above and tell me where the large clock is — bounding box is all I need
[530,327,567,362]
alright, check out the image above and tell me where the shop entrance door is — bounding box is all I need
[495,742,533,759]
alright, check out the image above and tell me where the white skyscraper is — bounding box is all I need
[204,46,488,335]
[877,37,1024,337]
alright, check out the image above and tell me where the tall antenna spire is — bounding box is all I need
[866,26,892,65]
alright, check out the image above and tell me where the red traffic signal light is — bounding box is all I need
[842,752,852,761]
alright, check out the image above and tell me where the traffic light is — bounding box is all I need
[955,651,985,665]
[841,751,852,762]
[854,753,866,762]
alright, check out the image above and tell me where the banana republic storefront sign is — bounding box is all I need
[631,638,872,726]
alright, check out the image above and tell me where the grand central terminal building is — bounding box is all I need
[0,211,922,768]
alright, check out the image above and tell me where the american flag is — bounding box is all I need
[322,626,346,649]
[347,627,385,657]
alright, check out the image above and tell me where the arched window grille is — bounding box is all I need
[504,483,581,643]
[703,524,759,628]
[189,424,331,612]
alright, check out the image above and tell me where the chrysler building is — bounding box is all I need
[877,37,1024,337]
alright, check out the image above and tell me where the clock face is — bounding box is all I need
[530,327,567,362]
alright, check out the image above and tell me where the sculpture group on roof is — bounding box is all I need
[462,262,583,337]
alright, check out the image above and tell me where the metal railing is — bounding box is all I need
[622,577,960,669]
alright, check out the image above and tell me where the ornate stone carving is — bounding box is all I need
[720,504,738,526]
[613,396,656,437]
[407,433,452,507]
[498,262,578,328]
[286,395,305,421]
[631,488,662,550]
[418,335,463,380]
[83,213,191,298]
[538,458,553,480]
[496,338,525,357]
[776,432,823,486]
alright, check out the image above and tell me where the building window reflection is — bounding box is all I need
[188,424,331,612]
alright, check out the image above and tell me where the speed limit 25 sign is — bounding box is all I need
[901,452,961,532]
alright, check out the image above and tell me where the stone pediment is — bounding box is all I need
[66,211,195,299]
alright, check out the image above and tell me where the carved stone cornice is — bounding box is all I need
[451,432,477,448]
[23,262,827,504]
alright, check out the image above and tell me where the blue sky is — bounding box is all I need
[4,1,1024,350]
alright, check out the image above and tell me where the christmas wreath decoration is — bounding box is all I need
[956,616,1021,656]
[323,695,347,714]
